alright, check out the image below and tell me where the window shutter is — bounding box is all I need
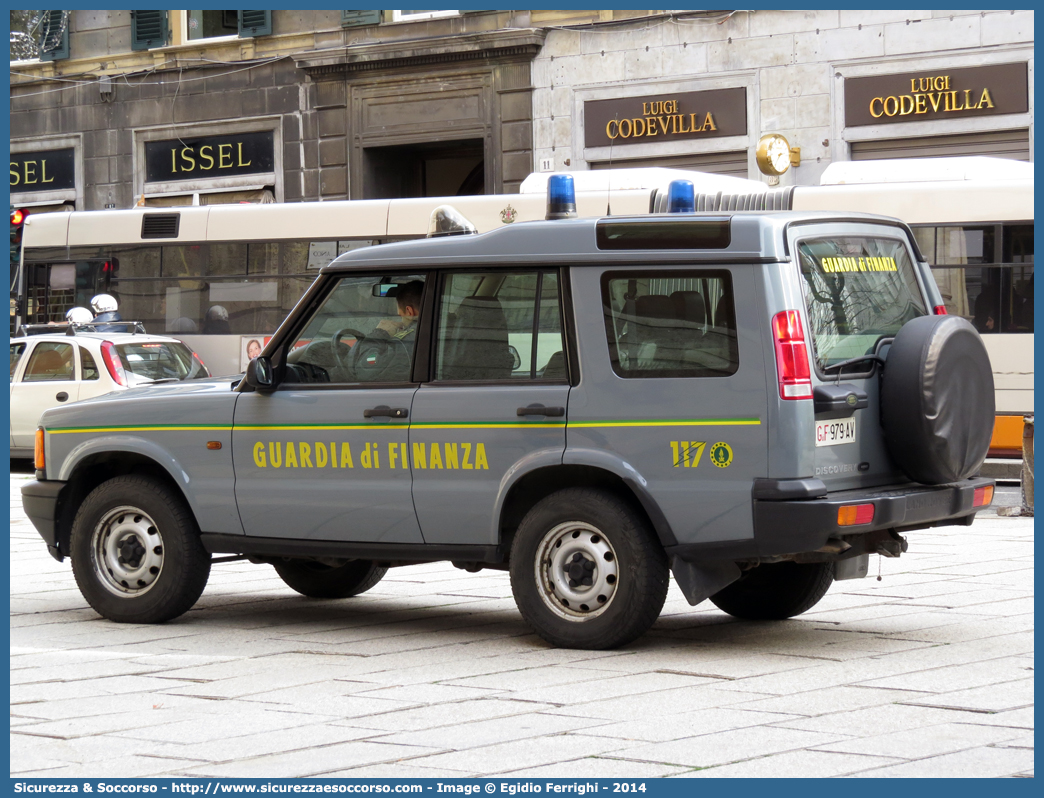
[131,10,168,51]
[38,10,70,61]
[238,11,272,38]
[341,10,382,27]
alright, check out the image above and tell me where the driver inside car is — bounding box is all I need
[373,280,424,345]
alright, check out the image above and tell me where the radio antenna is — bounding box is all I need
[606,115,618,216]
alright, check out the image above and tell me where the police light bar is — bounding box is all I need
[545,174,577,220]
[427,205,477,238]
[666,180,696,213]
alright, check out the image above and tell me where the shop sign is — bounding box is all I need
[845,63,1028,127]
[10,148,75,191]
[584,88,746,148]
[145,131,274,182]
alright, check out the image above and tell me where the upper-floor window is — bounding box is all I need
[186,10,239,41]
[131,10,271,51]
[391,10,459,22]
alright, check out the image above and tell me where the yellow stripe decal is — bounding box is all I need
[570,418,760,428]
[49,425,230,434]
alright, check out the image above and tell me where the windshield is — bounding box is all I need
[798,236,927,369]
[115,342,209,382]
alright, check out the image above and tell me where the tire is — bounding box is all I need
[273,559,387,599]
[881,315,994,484]
[70,476,211,623]
[709,561,834,620]
[509,488,669,650]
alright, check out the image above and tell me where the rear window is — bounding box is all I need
[798,236,927,370]
[602,270,738,379]
[115,342,209,382]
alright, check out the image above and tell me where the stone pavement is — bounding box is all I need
[10,471,1033,778]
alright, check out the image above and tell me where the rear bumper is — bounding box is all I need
[667,477,993,562]
[21,479,66,558]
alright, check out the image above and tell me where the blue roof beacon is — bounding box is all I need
[545,173,578,220]
[666,179,696,213]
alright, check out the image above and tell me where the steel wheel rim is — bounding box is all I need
[91,505,165,598]
[535,521,620,621]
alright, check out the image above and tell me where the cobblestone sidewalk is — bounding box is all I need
[10,472,1034,778]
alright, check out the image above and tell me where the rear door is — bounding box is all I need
[566,264,769,546]
[791,223,929,490]
[410,269,570,545]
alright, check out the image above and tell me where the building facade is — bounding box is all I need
[10,10,1033,213]
[529,10,1033,185]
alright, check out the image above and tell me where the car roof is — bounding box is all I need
[322,210,916,272]
[11,331,186,345]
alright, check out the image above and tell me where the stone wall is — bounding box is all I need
[531,10,1034,185]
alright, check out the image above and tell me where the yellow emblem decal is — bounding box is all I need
[709,442,733,468]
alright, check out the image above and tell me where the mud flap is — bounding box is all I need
[670,557,741,606]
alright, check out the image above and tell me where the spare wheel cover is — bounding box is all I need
[881,315,994,485]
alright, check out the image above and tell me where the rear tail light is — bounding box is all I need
[838,504,875,526]
[192,351,210,376]
[34,428,45,471]
[100,341,128,386]
[771,310,813,400]
[973,485,994,507]
[933,305,948,315]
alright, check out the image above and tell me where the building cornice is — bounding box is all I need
[293,28,547,79]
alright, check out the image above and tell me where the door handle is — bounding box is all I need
[517,404,565,417]
[55,392,69,402]
[363,405,408,419]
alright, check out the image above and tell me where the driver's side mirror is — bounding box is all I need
[245,356,275,392]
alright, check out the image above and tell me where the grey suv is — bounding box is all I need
[22,204,996,649]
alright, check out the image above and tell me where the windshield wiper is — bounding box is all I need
[821,354,885,374]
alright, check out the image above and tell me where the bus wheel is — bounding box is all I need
[509,488,669,649]
[709,561,834,620]
[273,559,387,598]
[70,476,211,623]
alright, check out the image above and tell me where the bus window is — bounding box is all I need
[915,223,1033,334]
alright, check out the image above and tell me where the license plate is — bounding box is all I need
[815,418,857,447]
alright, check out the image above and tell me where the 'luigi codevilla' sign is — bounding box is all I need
[584,88,747,148]
[10,148,76,191]
[845,63,1028,127]
[145,130,274,182]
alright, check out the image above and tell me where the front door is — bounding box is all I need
[232,273,428,543]
[411,269,570,545]
[11,339,80,449]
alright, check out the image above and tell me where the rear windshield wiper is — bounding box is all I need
[821,354,885,374]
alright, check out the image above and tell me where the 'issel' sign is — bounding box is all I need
[145,131,274,182]
[10,148,75,191]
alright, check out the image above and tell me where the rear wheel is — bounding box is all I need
[273,559,387,598]
[509,488,669,649]
[70,476,211,623]
[709,561,834,620]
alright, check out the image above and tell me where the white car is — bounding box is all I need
[9,328,210,458]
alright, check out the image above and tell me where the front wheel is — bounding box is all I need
[273,559,387,598]
[509,488,669,649]
[70,476,211,623]
[709,561,834,620]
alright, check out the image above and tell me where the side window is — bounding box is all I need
[79,347,100,381]
[10,343,26,382]
[284,274,425,385]
[434,271,565,382]
[22,342,75,382]
[601,270,738,378]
